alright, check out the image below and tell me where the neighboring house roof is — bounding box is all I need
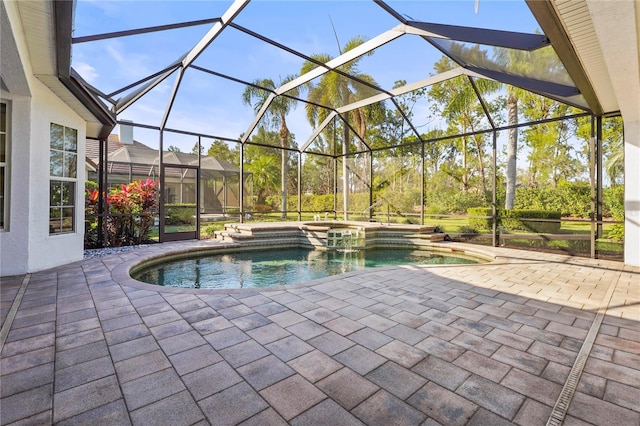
[86,135,241,180]
[85,134,148,162]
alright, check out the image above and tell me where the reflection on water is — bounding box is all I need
[134,248,478,290]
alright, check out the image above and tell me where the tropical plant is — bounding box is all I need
[520,97,580,187]
[300,36,385,219]
[428,54,501,199]
[504,87,519,210]
[604,185,624,241]
[301,152,334,196]
[602,117,624,186]
[368,81,425,211]
[243,75,299,217]
[245,155,279,206]
[493,47,531,210]
[576,116,624,186]
[85,179,158,247]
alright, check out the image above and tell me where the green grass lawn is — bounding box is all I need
[141,212,623,259]
[189,213,623,255]
[425,216,623,255]
[429,216,619,236]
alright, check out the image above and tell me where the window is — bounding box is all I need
[0,102,7,230]
[49,123,77,234]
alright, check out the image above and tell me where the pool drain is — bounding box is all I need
[0,274,31,354]
[546,271,620,426]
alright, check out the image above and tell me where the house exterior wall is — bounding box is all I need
[586,0,640,266]
[624,121,640,266]
[0,95,31,276]
[26,81,87,273]
[1,1,87,275]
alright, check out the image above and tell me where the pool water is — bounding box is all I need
[132,248,478,289]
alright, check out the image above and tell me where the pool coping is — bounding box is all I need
[111,239,506,295]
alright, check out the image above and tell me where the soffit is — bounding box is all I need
[550,0,620,114]
[15,1,108,137]
[585,0,640,121]
[15,0,55,75]
[36,73,104,126]
[1,2,30,96]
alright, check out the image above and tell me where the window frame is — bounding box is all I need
[0,100,9,231]
[49,122,78,235]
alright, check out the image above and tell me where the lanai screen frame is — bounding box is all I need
[69,0,619,256]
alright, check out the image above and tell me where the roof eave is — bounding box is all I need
[526,0,603,115]
[53,0,116,139]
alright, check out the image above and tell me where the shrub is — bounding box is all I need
[501,209,562,233]
[85,179,159,248]
[467,207,493,230]
[566,239,591,254]
[165,204,196,226]
[252,203,273,213]
[467,207,561,233]
[297,194,335,212]
[86,180,98,192]
[448,192,487,214]
[603,185,624,221]
[606,224,624,241]
[458,225,479,234]
[425,205,449,215]
[84,181,100,247]
[201,224,219,239]
[514,184,590,218]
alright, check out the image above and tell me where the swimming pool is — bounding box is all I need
[132,247,479,289]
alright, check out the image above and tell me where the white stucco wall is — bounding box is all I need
[27,81,87,273]
[1,1,31,276]
[587,0,640,266]
[624,121,640,266]
[1,1,87,275]
[0,94,31,276]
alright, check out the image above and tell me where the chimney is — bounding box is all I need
[119,120,133,144]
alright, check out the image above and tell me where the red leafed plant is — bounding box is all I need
[85,179,158,248]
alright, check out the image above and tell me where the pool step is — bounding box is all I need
[214,222,447,248]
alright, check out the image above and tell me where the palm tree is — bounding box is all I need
[242,76,299,218]
[576,115,624,186]
[429,54,501,198]
[494,46,547,209]
[300,36,384,219]
[603,117,624,186]
[246,155,279,206]
[504,88,519,209]
[498,50,527,209]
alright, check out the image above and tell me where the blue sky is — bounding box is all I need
[72,0,541,151]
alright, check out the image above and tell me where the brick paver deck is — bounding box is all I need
[1,241,638,425]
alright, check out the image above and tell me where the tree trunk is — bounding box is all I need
[473,134,488,198]
[281,148,287,218]
[462,137,469,192]
[528,160,537,187]
[356,109,368,196]
[505,93,518,210]
[280,118,288,219]
[343,124,349,220]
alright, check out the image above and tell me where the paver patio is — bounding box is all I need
[1,241,638,425]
